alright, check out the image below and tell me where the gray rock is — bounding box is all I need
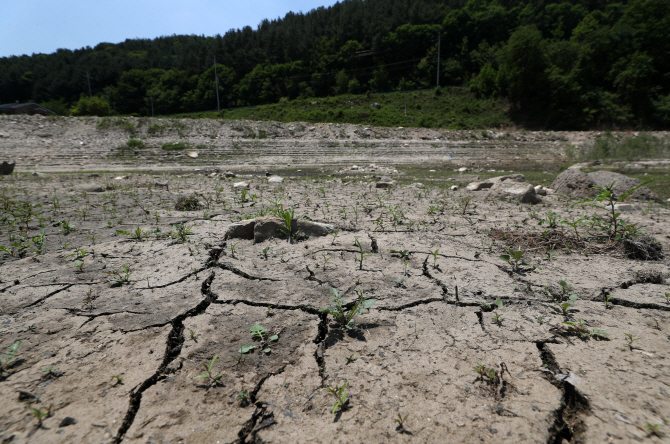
[587,171,659,201]
[613,203,637,212]
[534,185,547,196]
[466,182,493,191]
[484,174,525,185]
[450,185,459,191]
[375,181,396,189]
[224,219,256,240]
[224,171,236,178]
[488,181,542,204]
[294,219,336,238]
[550,169,597,197]
[268,176,284,183]
[253,217,336,243]
[233,181,249,189]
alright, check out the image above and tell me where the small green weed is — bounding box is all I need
[194,355,222,386]
[0,341,21,379]
[563,319,608,338]
[327,381,349,414]
[320,287,375,330]
[105,265,132,285]
[500,247,528,272]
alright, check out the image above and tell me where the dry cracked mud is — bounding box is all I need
[0,117,669,444]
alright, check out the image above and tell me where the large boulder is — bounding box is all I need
[587,171,660,201]
[550,169,597,197]
[488,181,542,204]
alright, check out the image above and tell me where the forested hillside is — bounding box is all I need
[1,0,668,129]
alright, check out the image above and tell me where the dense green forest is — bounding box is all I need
[1,0,668,129]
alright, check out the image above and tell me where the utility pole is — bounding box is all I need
[436,33,441,88]
[86,71,93,97]
[214,57,221,112]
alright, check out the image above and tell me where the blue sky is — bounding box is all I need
[1,0,341,57]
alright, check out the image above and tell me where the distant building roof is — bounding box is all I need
[0,103,55,115]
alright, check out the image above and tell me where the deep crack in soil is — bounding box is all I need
[113,272,218,443]
[537,342,591,444]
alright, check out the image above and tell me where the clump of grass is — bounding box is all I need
[175,196,202,211]
[126,138,145,149]
[162,141,192,151]
[96,117,135,133]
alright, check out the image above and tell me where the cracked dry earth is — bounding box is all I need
[1,171,669,444]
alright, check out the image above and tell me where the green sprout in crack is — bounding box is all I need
[327,381,349,414]
[237,389,250,405]
[194,355,222,386]
[390,249,411,259]
[545,283,579,315]
[73,260,84,272]
[0,341,21,379]
[604,294,613,309]
[105,265,132,285]
[499,247,529,272]
[428,249,439,268]
[189,329,197,340]
[662,293,670,304]
[489,298,504,325]
[18,323,36,332]
[250,325,279,354]
[563,319,608,339]
[345,353,356,363]
[320,287,376,330]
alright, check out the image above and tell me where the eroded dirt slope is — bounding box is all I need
[0,115,648,173]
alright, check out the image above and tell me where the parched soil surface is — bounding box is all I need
[0,117,669,443]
